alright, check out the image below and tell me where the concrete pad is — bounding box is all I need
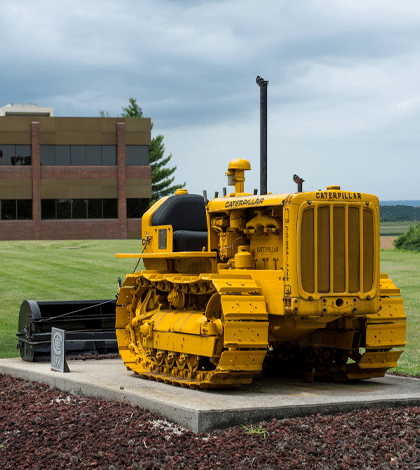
[1,357,419,433]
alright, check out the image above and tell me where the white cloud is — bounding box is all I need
[0,0,419,199]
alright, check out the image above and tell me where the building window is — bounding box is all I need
[126,146,149,165]
[87,199,101,219]
[71,146,86,165]
[40,146,55,165]
[101,146,117,165]
[86,146,101,165]
[57,199,72,219]
[0,145,31,165]
[72,199,88,219]
[103,199,118,218]
[40,199,55,219]
[0,200,32,220]
[40,145,117,166]
[55,146,71,165]
[127,198,149,218]
[41,199,118,219]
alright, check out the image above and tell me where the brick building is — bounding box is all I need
[0,104,151,240]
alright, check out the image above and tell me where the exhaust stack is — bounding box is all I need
[256,76,269,195]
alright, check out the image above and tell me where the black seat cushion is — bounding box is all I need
[151,194,207,231]
[173,230,208,252]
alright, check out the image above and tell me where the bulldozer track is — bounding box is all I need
[116,272,406,388]
[116,273,269,389]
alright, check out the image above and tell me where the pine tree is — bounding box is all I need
[120,98,185,205]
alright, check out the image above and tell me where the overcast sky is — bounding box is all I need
[1,0,419,201]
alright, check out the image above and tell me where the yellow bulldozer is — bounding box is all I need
[115,158,406,389]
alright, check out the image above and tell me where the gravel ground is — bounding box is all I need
[1,373,420,470]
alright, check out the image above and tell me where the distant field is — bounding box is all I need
[1,240,418,377]
[379,220,419,236]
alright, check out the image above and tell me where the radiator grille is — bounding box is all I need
[300,204,375,295]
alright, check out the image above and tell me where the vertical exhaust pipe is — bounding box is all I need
[256,76,269,195]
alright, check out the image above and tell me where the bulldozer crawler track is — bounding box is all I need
[265,276,406,383]
[116,273,269,389]
[346,275,406,379]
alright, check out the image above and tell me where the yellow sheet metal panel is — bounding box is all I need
[116,286,134,306]
[224,321,269,348]
[365,323,406,348]
[115,328,130,348]
[358,350,403,369]
[221,296,268,320]
[116,252,217,259]
[152,310,204,335]
[247,272,285,315]
[149,331,217,357]
[217,350,266,371]
[212,279,262,295]
[121,274,138,287]
[380,278,402,296]
[368,297,406,322]
[116,306,131,329]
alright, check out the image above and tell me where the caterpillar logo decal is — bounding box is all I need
[225,197,264,208]
[316,191,362,200]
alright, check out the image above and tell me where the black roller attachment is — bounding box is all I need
[17,299,117,362]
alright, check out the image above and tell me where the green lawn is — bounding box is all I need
[379,249,420,376]
[0,240,143,359]
[0,241,418,377]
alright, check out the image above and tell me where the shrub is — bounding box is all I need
[394,223,420,252]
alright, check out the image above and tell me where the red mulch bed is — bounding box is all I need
[1,373,419,469]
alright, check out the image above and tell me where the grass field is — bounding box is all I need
[0,240,143,359]
[379,220,419,236]
[379,248,420,376]
[0,240,418,377]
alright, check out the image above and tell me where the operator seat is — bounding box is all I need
[150,194,208,252]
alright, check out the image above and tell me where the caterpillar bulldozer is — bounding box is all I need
[115,158,406,389]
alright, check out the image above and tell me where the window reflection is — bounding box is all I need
[126,146,149,165]
[86,146,101,166]
[127,198,149,218]
[87,199,101,218]
[17,200,32,219]
[40,199,118,219]
[71,146,86,165]
[55,146,71,165]
[0,200,32,220]
[103,199,118,218]
[40,146,55,165]
[57,199,71,219]
[1,200,16,219]
[0,145,32,165]
[101,146,116,165]
[41,200,56,219]
[72,199,88,219]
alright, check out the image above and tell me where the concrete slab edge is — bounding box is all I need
[2,364,420,433]
[197,397,420,433]
[0,364,199,433]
